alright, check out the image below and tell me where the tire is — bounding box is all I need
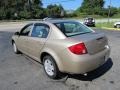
[13,42,19,54]
[93,24,95,27]
[116,24,120,28]
[43,55,60,79]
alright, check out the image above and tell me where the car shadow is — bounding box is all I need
[67,58,113,81]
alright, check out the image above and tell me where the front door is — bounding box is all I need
[26,23,49,61]
[16,24,33,54]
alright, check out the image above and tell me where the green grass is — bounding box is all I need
[92,22,120,30]
[95,22,114,28]
[70,15,104,19]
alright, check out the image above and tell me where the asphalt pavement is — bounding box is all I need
[0,27,120,90]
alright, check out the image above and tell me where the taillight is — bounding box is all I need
[68,42,87,55]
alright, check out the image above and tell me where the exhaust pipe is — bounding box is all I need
[83,73,87,76]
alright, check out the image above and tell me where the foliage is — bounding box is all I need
[0,0,66,20]
[75,0,120,18]
[79,0,104,15]
[96,22,114,28]
[0,0,65,20]
[0,0,119,20]
[45,4,65,18]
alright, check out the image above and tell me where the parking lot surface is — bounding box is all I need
[0,26,120,90]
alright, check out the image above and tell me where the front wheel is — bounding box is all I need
[43,55,60,79]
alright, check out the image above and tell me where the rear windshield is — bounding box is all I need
[88,18,93,20]
[54,21,93,37]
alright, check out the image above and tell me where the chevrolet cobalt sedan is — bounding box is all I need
[12,20,110,79]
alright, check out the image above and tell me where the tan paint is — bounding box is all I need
[12,20,110,74]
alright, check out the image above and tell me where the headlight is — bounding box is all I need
[114,23,116,26]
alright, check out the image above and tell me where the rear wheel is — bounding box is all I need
[13,42,19,54]
[43,55,60,79]
[116,24,120,28]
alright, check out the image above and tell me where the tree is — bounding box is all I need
[109,7,118,17]
[0,0,44,19]
[46,4,65,18]
[79,0,105,15]
[30,0,44,18]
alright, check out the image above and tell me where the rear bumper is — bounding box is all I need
[59,45,110,74]
[84,22,95,26]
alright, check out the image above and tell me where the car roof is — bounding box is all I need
[28,19,80,25]
[44,19,78,24]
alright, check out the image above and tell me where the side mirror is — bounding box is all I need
[14,32,20,35]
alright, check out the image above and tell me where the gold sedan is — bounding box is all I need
[12,20,110,79]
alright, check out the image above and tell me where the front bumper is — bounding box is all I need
[60,45,110,74]
[114,25,116,28]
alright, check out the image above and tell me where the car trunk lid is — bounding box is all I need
[69,32,108,55]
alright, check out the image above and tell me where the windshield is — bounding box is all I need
[54,21,93,37]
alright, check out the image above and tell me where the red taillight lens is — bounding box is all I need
[68,42,87,55]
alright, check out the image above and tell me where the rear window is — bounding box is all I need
[54,21,93,37]
[88,18,93,20]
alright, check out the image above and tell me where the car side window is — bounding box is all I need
[20,24,33,36]
[31,23,49,38]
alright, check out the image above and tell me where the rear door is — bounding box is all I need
[26,23,49,61]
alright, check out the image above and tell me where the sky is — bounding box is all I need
[42,0,120,10]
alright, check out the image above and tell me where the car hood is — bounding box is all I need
[114,22,120,25]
